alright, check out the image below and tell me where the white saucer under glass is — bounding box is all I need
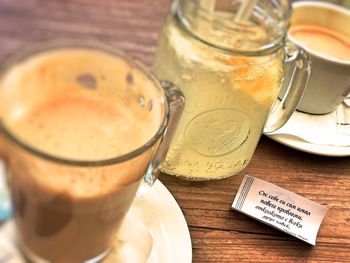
[0,180,192,263]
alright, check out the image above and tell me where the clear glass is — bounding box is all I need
[0,40,184,262]
[153,0,310,180]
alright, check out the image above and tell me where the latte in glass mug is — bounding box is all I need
[0,41,184,263]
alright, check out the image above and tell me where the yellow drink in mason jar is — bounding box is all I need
[153,14,284,180]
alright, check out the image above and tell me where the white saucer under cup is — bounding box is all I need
[266,103,350,156]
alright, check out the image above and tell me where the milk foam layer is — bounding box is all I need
[8,94,147,160]
[1,48,164,161]
[290,25,350,60]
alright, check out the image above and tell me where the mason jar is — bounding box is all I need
[153,0,310,180]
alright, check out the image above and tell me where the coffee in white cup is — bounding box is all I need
[289,1,350,114]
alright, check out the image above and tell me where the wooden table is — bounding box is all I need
[0,0,349,262]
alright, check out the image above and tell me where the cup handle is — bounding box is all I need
[143,80,185,185]
[264,41,311,133]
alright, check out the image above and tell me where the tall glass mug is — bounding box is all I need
[153,0,311,180]
[0,40,184,263]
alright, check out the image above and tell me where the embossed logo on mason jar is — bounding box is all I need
[185,109,250,157]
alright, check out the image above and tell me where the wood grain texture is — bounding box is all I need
[163,137,350,262]
[0,0,349,262]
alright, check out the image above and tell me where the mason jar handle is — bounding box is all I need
[143,80,185,185]
[264,42,311,133]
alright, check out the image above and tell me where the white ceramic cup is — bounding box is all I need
[289,1,350,115]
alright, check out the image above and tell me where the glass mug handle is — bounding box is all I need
[264,41,311,133]
[143,80,185,185]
